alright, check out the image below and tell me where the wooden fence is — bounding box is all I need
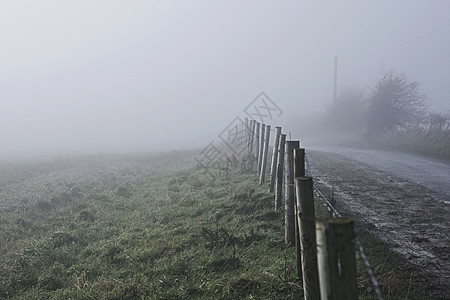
[228,119,382,300]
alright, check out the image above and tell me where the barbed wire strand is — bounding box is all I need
[355,237,384,300]
[306,155,384,300]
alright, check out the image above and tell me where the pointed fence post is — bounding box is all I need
[316,218,358,300]
[285,140,299,245]
[260,125,271,184]
[275,134,286,211]
[269,126,282,192]
[296,176,320,300]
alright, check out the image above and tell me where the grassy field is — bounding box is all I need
[0,151,440,299]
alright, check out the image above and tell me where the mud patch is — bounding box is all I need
[307,150,450,298]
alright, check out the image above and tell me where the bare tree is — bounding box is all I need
[426,111,450,131]
[366,70,428,133]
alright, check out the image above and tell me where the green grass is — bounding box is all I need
[0,153,301,299]
[0,152,441,299]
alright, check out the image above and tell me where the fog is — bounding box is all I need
[1,1,450,159]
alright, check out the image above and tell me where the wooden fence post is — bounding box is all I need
[249,120,256,155]
[240,121,245,145]
[294,148,306,278]
[260,125,271,184]
[244,117,249,149]
[275,134,286,211]
[248,119,254,154]
[294,148,305,178]
[316,218,358,300]
[255,122,260,160]
[269,126,282,192]
[236,122,241,144]
[296,176,320,300]
[285,140,299,245]
[257,124,265,175]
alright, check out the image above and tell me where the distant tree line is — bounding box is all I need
[324,70,449,135]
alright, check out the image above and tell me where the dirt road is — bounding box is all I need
[309,147,450,204]
[306,149,450,298]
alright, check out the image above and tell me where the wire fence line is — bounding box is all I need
[305,154,384,300]
[206,119,384,299]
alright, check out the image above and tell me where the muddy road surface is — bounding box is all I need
[306,149,450,298]
[309,147,450,204]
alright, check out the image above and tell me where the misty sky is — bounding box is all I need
[1,1,450,158]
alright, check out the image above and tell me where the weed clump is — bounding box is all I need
[207,256,241,273]
[50,231,77,247]
[79,210,96,222]
[116,186,132,198]
[199,227,237,250]
[228,277,261,296]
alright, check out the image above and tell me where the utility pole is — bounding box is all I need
[333,56,338,102]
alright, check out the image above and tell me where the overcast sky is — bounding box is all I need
[1,1,449,158]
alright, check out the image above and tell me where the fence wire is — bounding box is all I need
[305,155,384,300]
